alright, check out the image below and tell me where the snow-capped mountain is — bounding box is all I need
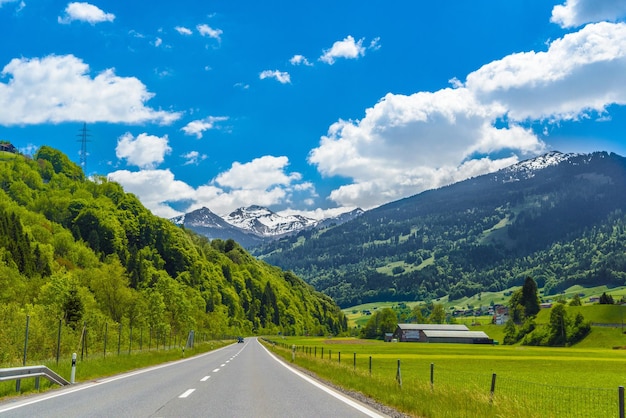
[171,207,265,248]
[497,151,581,182]
[224,205,318,237]
[170,205,363,248]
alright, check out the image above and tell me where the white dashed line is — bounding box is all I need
[179,389,195,398]
[200,376,210,382]
[212,368,220,372]
[220,363,226,367]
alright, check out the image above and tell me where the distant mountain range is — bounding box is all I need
[171,205,364,248]
[251,151,626,307]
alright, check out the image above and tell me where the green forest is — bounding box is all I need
[0,146,346,364]
[255,152,626,307]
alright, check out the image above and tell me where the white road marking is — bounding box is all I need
[0,343,234,414]
[200,376,210,382]
[260,342,387,418]
[179,389,195,398]
[220,363,226,367]
[212,368,220,372]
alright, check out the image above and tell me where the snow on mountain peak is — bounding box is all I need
[498,151,581,182]
[224,205,318,237]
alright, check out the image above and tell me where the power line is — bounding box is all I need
[77,122,91,173]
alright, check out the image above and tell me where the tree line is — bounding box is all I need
[0,146,346,363]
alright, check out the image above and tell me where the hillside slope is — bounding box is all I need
[0,146,346,362]
[254,151,626,307]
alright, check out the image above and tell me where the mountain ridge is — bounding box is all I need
[171,205,364,248]
[252,151,626,307]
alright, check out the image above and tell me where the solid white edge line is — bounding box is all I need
[258,340,387,418]
[0,343,234,413]
[179,388,195,398]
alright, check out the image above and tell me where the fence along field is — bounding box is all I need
[264,337,626,418]
[0,313,223,397]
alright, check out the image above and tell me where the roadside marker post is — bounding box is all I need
[70,353,77,384]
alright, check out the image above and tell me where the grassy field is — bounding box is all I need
[0,340,231,399]
[343,285,626,329]
[264,336,626,417]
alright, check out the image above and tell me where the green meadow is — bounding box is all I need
[264,327,626,418]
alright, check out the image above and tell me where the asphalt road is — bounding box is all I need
[0,337,387,418]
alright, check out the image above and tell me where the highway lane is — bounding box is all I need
[0,337,387,418]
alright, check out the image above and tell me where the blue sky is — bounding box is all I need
[2,0,626,219]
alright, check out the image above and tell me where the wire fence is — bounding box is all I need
[436,364,618,418]
[0,315,208,369]
[271,340,625,418]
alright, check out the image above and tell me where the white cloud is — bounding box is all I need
[290,54,313,66]
[308,88,542,209]
[108,155,314,218]
[369,37,381,51]
[320,35,366,64]
[466,22,626,121]
[181,116,228,139]
[259,69,291,84]
[154,37,162,47]
[107,169,196,219]
[215,156,301,190]
[0,0,18,7]
[115,132,171,169]
[0,55,180,125]
[551,0,626,28]
[175,26,192,35]
[58,2,115,25]
[197,24,222,41]
[310,22,626,210]
[182,151,207,166]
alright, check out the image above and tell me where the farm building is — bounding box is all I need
[394,324,468,342]
[0,142,17,153]
[393,324,493,344]
[422,330,493,344]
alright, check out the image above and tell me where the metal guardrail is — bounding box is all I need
[0,365,70,390]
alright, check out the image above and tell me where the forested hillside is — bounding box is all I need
[254,152,626,307]
[0,146,346,362]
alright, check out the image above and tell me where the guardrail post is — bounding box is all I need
[619,386,624,418]
[70,353,77,384]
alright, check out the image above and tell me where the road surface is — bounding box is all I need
[0,337,388,417]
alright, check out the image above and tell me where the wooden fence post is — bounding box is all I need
[490,373,497,404]
[430,363,434,391]
[619,386,624,418]
[396,359,402,388]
